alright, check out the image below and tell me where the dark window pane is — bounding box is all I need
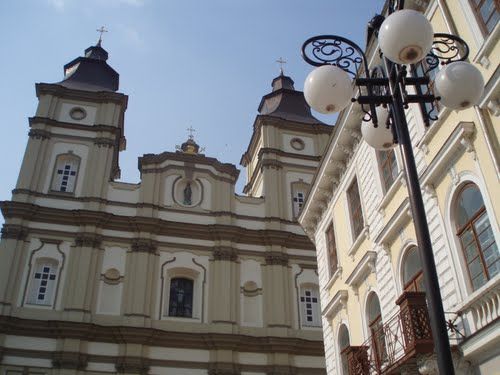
[456,185,484,229]
[168,278,194,318]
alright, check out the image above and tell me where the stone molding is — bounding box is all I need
[0,316,325,357]
[265,252,289,266]
[74,233,102,248]
[28,129,51,140]
[35,83,128,106]
[1,224,28,240]
[10,188,301,226]
[115,356,150,374]
[29,116,119,134]
[94,137,115,148]
[0,201,314,250]
[212,247,238,262]
[52,351,89,370]
[131,238,158,253]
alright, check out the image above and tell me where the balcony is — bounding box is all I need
[344,292,434,374]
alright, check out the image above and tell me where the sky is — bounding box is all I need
[0,0,385,223]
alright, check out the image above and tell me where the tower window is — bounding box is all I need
[26,259,59,306]
[299,286,321,327]
[51,153,80,193]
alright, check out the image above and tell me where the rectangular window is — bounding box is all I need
[379,150,398,192]
[347,179,364,239]
[470,0,499,35]
[326,223,338,276]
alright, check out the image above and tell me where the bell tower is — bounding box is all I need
[13,40,128,208]
[241,71,333,221]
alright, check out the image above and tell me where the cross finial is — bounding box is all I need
[187,126,196,140]
[276,57,287,74]
[96,26,108,46]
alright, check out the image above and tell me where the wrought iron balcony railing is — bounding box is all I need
[344,292,434,374]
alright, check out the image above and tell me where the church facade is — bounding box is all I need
[0,41,333,374]
[299,0,499,374]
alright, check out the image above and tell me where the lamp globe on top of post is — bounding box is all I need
[378,9,434,64]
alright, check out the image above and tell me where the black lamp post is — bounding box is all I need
[300,1,484,375]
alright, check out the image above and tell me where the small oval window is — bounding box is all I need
[290,137,305,151]
[69,107,87,121]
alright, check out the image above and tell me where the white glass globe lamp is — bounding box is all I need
[361,106,395,150]
[304,65,353,114]
[379,9,434,65]
[434,61,484,110]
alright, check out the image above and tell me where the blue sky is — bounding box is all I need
[0,0,385,217]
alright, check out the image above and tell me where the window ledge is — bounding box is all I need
[374,198,411,247]
[345,251,377,294]
[455,274,500,313]
[347,226,369,258]
[416,107,451,151]
[322,290,348,321]
[323,267,342,292]
[161,316,202,323]
[473,22,500,69]
[377,171,405,213]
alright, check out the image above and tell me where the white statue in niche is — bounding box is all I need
[183,182,192,205]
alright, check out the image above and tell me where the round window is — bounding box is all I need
[69,107,87,121]
[290,137,305,151]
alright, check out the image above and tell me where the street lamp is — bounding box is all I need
[300,1,484,375]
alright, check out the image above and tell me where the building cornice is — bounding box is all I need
[0,315,325,357]
[345,251,377,294]
[35,83,128,108]
[10,189,303,226]
[29,116,120,134]
[0,201,315,250]
[322,290,348,321]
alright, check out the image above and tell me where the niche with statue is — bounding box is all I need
[173,177,203,207]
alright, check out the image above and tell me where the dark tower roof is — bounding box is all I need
[257,72,325,125]
[57,42,119,92]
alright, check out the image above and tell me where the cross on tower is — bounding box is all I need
[96,26,108,44]
[276,57,287,74]
[187,126,196,140]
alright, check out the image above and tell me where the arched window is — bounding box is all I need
[455,183,498,290]
[338,324,350,375]
[26,258,59,306]
[51,153,80,193]
[403,246,425,292]
[366,293,386,368]
[168,277,194,318]
[299,285,321,327]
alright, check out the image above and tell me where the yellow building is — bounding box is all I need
[299,0,499,374]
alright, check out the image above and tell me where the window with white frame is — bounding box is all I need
[51,153,80,193]
[26,258,59,306]
[455,183,498,290]
[168,277,194,318]
[469,0,499,36]
[347,178,364,239]
[403,246,425,292]
[291,181,309,218]
[299,285,321,327]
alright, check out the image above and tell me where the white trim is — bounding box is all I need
[375,198,411,247]
[457,0,485,48]
[322,290,348,321]
[345,251,377,295]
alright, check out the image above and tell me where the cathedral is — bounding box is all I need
[0,40,332,374]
